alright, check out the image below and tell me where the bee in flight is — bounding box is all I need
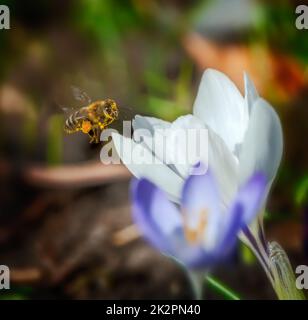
[63,87,119,144]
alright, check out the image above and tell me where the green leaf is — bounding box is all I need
[205,275,240,300]
[295,175,308,207]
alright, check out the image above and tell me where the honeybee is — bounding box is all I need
[63,87,119,144]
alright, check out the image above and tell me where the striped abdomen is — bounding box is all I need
[64,110,86,133]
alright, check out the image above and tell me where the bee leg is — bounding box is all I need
[87,130,95,143]
[87,126,99,144]
[93,126,100,144]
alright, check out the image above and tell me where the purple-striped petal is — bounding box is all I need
[131,171,266,271]
[215,203,243,256]
[167,231,223,269]
[131,176,229,270]
[131,178,182,254]
[231,172,267,225]
[182,167,220,217]
[181,168,222,250]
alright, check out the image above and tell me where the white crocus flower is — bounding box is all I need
[112,69,283,214]
[112,69,300,299]
[112,69,283,255]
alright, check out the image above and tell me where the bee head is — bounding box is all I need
[103,99,119,119]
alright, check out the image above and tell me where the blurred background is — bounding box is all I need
[0,0,308,299]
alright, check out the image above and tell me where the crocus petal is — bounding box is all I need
[132,179,219,269]
[182,168,224,250]
[133,115,204,178]
[180,205,242,268]
[230,172,267,225]
[238,98,283,186]
[207,128,239,207]
[132,115,170,133]
[193,69,248,153]
[168,115,208,177]
[131,178,182,253]
[244,72,259,115]
[182,168,220,216]
[214,203,243,256]
[132,115,172,165]
[112,132,184,202]
[170,114,205,130]
[176,246,217,270]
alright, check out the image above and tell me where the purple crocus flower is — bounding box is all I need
[131,167,267,270]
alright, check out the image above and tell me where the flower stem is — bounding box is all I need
[188,271,204,300]
[205,276,240,300]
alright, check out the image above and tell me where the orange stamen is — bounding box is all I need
[183,209,208,244]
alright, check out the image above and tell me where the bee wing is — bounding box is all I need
[53,85,91,115]
[56,102,79,116]
[71,86,92,104]
[59,105,73,113]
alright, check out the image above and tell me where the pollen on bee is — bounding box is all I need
[81,120,92,133]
